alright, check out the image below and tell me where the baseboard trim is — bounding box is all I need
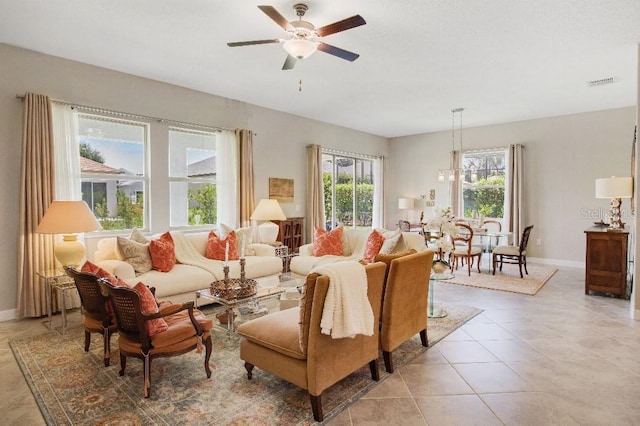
[0,308,17,322]
[528,257,584,269]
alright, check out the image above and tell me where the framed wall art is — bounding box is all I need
[269,178,294,203]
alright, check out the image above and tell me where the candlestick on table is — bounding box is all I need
[224,241,229,266]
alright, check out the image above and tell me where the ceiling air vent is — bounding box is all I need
[587,77,616,87]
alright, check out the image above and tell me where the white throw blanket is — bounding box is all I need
[170,231,224,280]
[312,261,373,339]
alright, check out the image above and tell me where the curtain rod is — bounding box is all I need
[323,147,382,160]
[16,94,256,135]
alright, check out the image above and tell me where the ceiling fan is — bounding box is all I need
[227,4,366,70]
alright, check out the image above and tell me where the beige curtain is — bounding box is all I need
[17,93,56,318]
[306,144,325,242]
[506,144,525,245]
[236,129,255,227]
[449,150,462,218]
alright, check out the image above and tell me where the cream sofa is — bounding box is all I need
[289,228,427,277]
[94,231,283,306]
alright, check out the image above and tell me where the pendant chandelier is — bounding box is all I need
[438,107,465,182]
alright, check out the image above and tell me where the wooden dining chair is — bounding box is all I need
[451,223,482,276]
[492,225,534,278]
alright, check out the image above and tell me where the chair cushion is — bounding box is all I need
[362,229,385,263]
[237,307,305,360]
[493,245,521,256]
[206,230,239,261]
[149,232,176,273]
[313,226,343,256]
[119,309,212,354]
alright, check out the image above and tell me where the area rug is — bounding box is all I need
[11,304,480,425]
[442,264,557,295]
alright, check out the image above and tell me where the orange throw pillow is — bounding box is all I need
[362,230,385,263]
[80,260,129,287]
[149,232,176,272]
[313,226,344,256]
[133,282,168,337]
[205,230,239,261]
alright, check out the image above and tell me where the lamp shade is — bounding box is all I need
[398,198,415,210]
[283,39,317,59]
[595,177,633,199]
[35,201,102,234]
[250,199,287,221]
[35,200,102,267]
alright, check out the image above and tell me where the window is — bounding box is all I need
[169,128,217,227]
[322,152,375,230]
[79,114,147,230]
[461,149,507,218]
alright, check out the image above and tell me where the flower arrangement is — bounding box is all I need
[423,206,459,269]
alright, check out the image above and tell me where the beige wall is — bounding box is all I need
[388,107,637,264]
[0,43,387,315]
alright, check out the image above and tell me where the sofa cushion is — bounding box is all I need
[206,230,239,261]
[121,264,214,299]
[363,229,385,263]
[378,228,408,254]
[117,236,153,274]
[133,282,168,336]
[149,232,176,273]
[313,226,343,256]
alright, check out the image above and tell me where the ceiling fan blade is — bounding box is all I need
[316,15,366,37]
[227,39,281,47]
[282,55,297,70]
[317,43,360,62]
[258,5,294,31]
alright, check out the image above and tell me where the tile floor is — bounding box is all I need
[2,265,640,425]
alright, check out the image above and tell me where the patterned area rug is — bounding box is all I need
[11,304,481,425]
[443,264,558,295]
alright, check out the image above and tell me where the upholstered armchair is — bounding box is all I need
[375,250,434,373]
[65,267,118,367]
[100,280,213,398]
[236,262,386,422]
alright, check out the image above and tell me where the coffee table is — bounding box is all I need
[195,274,302,333]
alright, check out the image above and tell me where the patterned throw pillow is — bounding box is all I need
[220,224,254,257]
[362,230,385,263]
[149,232,176,273]
[378,228,405,254]
[133,282,168,337]
[205,230,239,261]
[313,226,343,256]
[117,236,153,274]
[114,228,148,260]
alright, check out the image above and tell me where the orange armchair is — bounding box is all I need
[100,280,213,398]
[376,250,434,372]
[236,262,386,422]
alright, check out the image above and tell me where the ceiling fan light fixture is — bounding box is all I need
[283,38,317,59]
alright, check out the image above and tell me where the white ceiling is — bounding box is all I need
[1,0,639,138]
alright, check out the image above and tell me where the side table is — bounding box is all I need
[429,272,453,318]
[36,269,77,334]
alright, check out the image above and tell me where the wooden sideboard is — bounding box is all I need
[584,227,628,298]
[274,217,304,254]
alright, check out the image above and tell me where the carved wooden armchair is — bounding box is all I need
[236,262,386,422]
[64,266,118,367]
[99,279,213,398]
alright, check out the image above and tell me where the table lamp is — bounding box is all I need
[35,200,103,266]
[398,198,415,220]
[250,199,286,244]
[595,176,633,230]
